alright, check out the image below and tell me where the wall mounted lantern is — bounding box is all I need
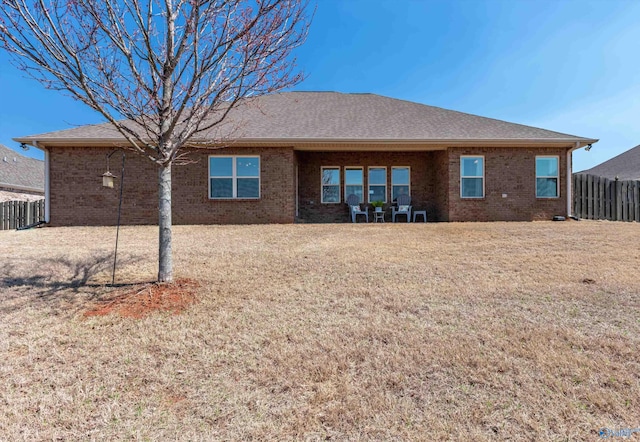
[102,171,117,188]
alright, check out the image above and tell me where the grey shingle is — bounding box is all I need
[15,92,595,143]
[0,144,45,191]
[577,144,640,181]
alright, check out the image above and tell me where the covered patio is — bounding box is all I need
[295,148,449,223]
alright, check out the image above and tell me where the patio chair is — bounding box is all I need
[346,194,368,223]
[392,194,412,222]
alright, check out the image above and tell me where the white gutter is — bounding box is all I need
[15,136,599,147]
[0,182,44,193]
[32,141,50,223]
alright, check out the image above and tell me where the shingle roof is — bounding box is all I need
[15,92,596,144]
[0,144,45,191]
[577,144,640,181]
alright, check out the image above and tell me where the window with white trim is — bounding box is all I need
[368,167,387,203]
[345,167,364,203]
[460,156,484,198]
[209,156,260,199]
[391,167,410,201]
[321,167,340,203]
[536,156,559,198]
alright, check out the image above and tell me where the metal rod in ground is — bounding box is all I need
[112,153,125,285]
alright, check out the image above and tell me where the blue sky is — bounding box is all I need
[1,0,639,172]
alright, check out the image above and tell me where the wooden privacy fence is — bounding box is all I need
[573,174,640,222]
[0,199,45,230]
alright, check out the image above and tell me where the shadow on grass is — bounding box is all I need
[0,252,149,316]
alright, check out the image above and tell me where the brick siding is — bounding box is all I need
[47,145,571,225]
[48,146,295,226]
[433,150,450,221]
[446,146,569,221]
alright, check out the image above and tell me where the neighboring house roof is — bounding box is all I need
[0,190,44,203]
[0,144,45,192]
[14,92,596,147]
[577,144,640,181]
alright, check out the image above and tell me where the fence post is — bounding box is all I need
[624,182,630,221]
[631,182,637,222]
[572,175,577,217]
[26,202,32,227]
[631,182,635,222]
[581,174,585,218]
[578,174,584,218]
[610,178,615,220]
[588,174,594,219]
[9,201,14,229]
[583,175,588,218]
[592,174,598,219]
[598,176,605,219]
[635,181,640,222]
[604,176,609,219]
[615,180,622,221]
[622,181,629,221]
[627,182,633,221]
[574,175,580,218]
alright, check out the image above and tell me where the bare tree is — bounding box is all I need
[0,0,311,282]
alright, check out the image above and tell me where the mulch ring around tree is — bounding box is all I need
[84,278,200,319]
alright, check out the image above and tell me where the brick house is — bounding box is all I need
[15,92,597,225]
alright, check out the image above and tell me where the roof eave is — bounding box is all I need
[15,136,598,149]
[0,181,45,193]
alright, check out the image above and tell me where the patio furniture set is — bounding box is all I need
[347,194,427,223]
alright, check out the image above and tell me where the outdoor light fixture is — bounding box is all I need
[102,149,126,285]
[102,149,121,188]
[585,144,592,151]
[20,143,29,151]
[102,171,116,188]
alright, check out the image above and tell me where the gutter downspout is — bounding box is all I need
[567,142,581,217]
[33,141,50,224]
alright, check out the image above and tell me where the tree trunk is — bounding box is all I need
[158,163,173,283]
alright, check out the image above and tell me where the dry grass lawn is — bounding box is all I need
[1,221,639,440]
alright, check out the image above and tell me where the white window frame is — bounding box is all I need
[391,166,411,201]
[344,166,364,203]
[460,155,485,199]
[209,155,260,199]
[535,155,560,199]
[321,166,341,204]
[368,166,387,203]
